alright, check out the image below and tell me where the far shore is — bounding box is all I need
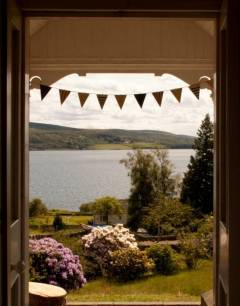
[29,145,193,151]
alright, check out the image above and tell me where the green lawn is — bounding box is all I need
[68,260,212,303]
[29,215,92,226]
[29,214,93,235]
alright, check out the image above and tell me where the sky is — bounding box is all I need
[30,73,214,136]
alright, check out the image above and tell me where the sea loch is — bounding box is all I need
[30,149,193,211]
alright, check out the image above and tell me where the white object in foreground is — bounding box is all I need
[29,281,67,306]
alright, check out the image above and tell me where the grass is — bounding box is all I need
[29,214,93,235]
[29,215,92,227]
[67,260,212,303]
[88,143,163,150]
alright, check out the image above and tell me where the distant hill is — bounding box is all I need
[29,122,194,150]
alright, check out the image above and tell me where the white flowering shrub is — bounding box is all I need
[82,224,138,265]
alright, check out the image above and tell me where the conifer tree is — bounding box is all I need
[181,114,213,214]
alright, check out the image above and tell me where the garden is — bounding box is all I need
[29,114,214,302]
[29,219,213,302]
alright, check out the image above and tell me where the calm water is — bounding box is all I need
[30,149,193,211]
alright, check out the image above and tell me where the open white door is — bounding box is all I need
[0,0,29,306]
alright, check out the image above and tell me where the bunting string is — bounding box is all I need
[39,79,213,109]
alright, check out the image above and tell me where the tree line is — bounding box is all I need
[121,114,213,233]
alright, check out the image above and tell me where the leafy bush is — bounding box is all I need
[146,244,182,275]
[29,198,48,217]
[79,202,94,214]
[53,215,65,231]
[197,215,213,258]
[29,237,86,290]
[82,224,138,264]
[143,196,194,236]
[81,256,102,280]
[180,233,206,269]
[103,248,154,282]
[180,216,213,269]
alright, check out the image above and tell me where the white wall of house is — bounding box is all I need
[94,212,128,226]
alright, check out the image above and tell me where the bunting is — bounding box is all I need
[97,94,108,109]
[115,95,127,109]
[59,89,71,104]
[39,78,212,109]
[40,84,51,101]
[152,92,163,106]
[78,93,89,107]
[189,83,200,99]
[171,88,182,103]
[134,94,146,108]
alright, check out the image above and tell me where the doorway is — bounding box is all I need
[28,17,216,304]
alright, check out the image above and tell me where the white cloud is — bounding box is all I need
[30,73,214,136]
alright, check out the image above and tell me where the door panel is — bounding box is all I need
[216,5,229,305]
[216,0,240,305]
[1,0,28,306]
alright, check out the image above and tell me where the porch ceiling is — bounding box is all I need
[29,18,216,85]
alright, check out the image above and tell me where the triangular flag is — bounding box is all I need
[59,89,71,104]
[115,95,126,109]
[40,84,51,101]
[152,92,163,106]
[171,88,182,103]
[189,83,200,99]
[134,94,146,108]
[78,93,89,107]
[97,94,108,109]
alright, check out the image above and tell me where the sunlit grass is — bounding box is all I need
[29,214,93,235]
[29,215,92,226]
[68,260,212,302]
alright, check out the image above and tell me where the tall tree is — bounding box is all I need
[121,149,176,231]
[181,114,213,214]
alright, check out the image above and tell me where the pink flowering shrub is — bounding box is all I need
[82,224,138,267]
[29,238,86,290]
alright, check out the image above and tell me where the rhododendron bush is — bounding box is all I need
[82,224,138,263]
[29,238,86,290]
[103,248,154,282]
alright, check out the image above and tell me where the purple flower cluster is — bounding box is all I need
[29,237,86,290]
